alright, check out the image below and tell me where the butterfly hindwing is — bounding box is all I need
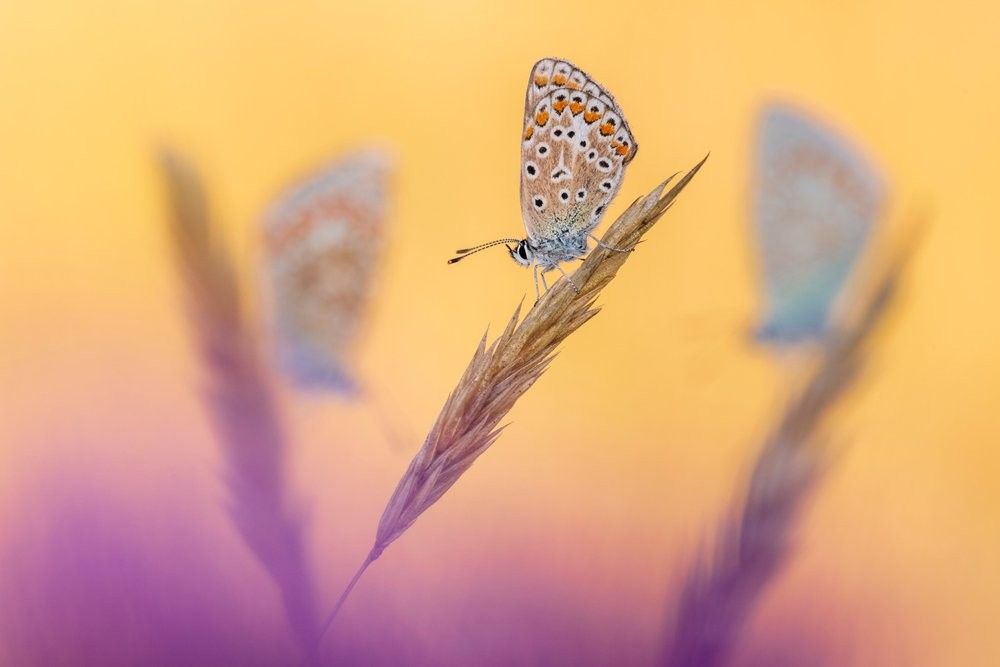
[263,149,391,392]
[520,59,637,252]
[753,104,885,344]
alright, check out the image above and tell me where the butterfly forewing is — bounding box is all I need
[263,149,392,391]
[754,104,885,343]
[520,58,637,255]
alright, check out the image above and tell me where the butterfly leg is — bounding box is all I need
[589,234,634,253]
[533,266,552,303]
[554,264,580,293]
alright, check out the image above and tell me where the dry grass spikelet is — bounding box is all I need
[662,221,924,667]
[316,155,709,648]
[159,150,321,658]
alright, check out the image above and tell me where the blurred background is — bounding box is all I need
[0,1,997,665]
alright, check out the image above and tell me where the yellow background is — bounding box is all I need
[1,1,997,664]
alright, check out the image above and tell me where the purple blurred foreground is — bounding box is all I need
[0,471,287,665]
[0,469,848,667]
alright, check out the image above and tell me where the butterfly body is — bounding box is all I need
[753,104,885,346]
[449,58,638,297]
[522,217,590,269]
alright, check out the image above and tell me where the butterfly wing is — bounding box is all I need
[263,149,392,392]
[520,58,638,253]
[753,104,885,344]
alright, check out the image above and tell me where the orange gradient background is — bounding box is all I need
[1,1,997,665]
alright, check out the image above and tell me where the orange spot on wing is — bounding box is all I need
[615,144,629,156]
[524,126,534,140]
[535,111,549,126]
[584,111,601,123]
[566,81,581,90]
[569,102,584,115]
[552,99,568,113]
[553,74,567,85]
[534,75,549,86]
[600,122,615,136]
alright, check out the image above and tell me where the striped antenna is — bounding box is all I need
[448,238,520,264]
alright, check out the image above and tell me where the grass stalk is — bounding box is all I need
[661,222,923,667]
[160,149,321,659]
[316,155,709,650]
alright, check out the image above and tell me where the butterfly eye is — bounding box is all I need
[517,244,529,260]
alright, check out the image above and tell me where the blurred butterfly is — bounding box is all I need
[448,57,638,300]
[262,149,391,394]
[752,104,886,345]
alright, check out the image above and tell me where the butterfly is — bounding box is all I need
[262,149,391,393]
[752,103,886,345]
[449,57,638,300]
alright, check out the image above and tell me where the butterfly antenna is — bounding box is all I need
[447,238,521,264]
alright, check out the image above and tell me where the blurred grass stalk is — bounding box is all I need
[159,150,320,658]
[662,221,924,667]
[316,155,710,651]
